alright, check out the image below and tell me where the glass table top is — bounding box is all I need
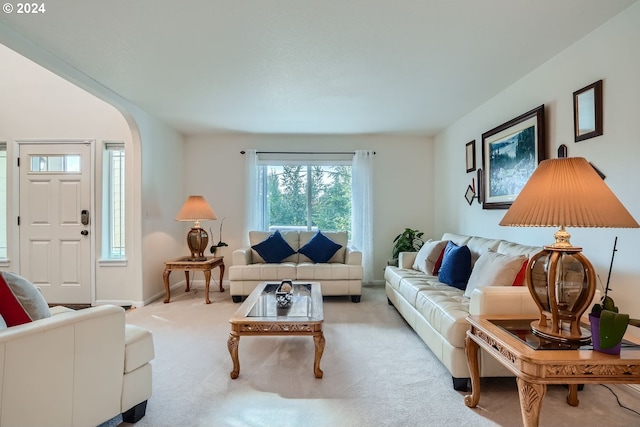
[492,318,640,351]
[246,283,314,318]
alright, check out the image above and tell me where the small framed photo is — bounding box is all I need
[465,140,476,173]
[573,80,603,142]
[464,185,475,205]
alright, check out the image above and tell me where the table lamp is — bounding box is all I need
[176,195,217,261]
[500,157,639,343]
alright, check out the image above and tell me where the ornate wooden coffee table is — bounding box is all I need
[227,281,325,379]
[465,314,640,427]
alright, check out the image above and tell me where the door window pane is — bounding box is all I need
[29,155,81,172]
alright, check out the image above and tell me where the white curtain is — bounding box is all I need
[351,150,375,284]
[244,149,266,242]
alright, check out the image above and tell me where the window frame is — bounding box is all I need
[101,142,126,262]
[257,153,353,235]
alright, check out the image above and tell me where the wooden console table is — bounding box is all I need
[464,315,640,427]
[163,256,225,304]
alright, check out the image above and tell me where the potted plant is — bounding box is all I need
[390,228,425,266]
[209,217,228,256]
[589,237,640,353]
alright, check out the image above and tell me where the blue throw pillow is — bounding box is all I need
[251,230,296,263]
[298,231,343,263]
[438,241,472,290]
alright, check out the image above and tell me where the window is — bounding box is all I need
[103,142,125,259]
[0,143,6,259]
[258,155,352,235]
[29,154,80,172]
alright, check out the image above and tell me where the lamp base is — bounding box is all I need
[530,320,592,345]
[186,227,209,261]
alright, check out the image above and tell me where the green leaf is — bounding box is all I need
[599,310,629,349]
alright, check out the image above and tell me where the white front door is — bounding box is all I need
[19,142,93,305]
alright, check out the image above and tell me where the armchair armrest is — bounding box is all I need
[398,252,418,269]
[232,247,253,265]
[345,245,362,265]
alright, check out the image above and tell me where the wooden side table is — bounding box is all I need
[464,315,640,427]
[163,256,225,304]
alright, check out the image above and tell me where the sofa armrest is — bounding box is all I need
[232,247,253,265]
[468,287,539,316]
[398,252,417,269]
[345,246,362,265]
[469,287,603,319]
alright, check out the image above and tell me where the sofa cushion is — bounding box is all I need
[438,242,471,290]
[412,240,448,275]
[124,324,155,374]
[298,231,342,263]
[463,250,527,298]
[0,271,51,327]
[251,230,297,263]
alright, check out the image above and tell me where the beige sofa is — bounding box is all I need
[385,232,543,391]
[0,304,154,427]
[229,230,363,302]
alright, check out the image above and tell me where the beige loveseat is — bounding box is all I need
[229,230,363,302]
[0,304,154,427]
[385,232,543,391]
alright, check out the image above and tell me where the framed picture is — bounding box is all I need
[465,140,476,172]
[476,168,483,204]
[573,80,603,142]
[481,105,546,209]
[464,185,475,205]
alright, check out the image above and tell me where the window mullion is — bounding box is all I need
[306,165,312,231]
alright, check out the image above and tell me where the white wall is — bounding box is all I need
[434,3,640,326]
[184,133,434,283]
[0,43,140,304]
[0,31,186,306]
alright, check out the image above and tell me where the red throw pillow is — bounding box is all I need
[512,259,528,286]
[0,272,51,327]
[432,247,446,275]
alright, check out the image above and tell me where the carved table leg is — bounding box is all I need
[204,270,212,304]
[313,333,325,378]
[218,262,225,292]
[228,333,240,379]
[163,269,171,303]
[464,334,480,407]
[184,271,190,292]
[516,377,546,427]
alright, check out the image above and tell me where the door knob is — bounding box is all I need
[81,230,89,236]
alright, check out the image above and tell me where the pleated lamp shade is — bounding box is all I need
[175,196,217,222]
[499,157,638,230]
[500,157,638,344]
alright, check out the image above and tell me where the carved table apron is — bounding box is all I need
[464,314,640,427]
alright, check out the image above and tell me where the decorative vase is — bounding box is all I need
[589,314,622,355]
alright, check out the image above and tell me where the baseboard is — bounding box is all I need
[626,384,640,396]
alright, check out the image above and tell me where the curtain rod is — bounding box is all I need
[240,150,375,155]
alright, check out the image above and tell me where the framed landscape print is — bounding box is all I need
[481,105,546,209]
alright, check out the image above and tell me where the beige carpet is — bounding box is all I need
[110,284,639,427]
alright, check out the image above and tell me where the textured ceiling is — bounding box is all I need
[0,0,637,136]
